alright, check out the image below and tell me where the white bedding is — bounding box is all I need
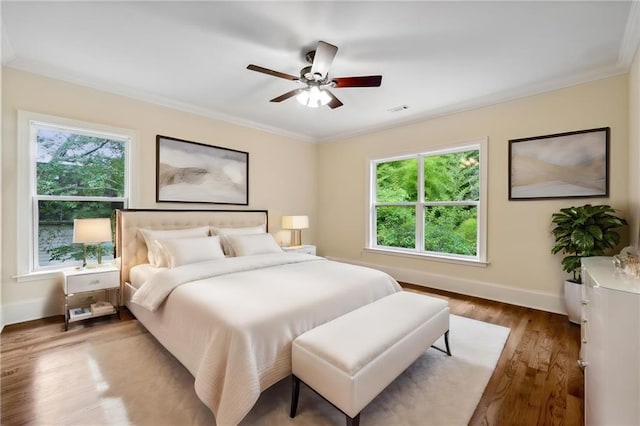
[128,253,401,425]
[133,253,323,311]
[129,263,166,288]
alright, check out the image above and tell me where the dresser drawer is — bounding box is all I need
[65,270,119,294]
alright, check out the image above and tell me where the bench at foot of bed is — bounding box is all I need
[290,291,451,426]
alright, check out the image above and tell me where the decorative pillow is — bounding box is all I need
[155,236,225,268]
[211,225,266,256]
[226,233,283,257]
[139,226,210,267]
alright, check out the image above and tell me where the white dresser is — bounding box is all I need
[580,257,640,426]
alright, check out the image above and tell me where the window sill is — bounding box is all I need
[14,269,66,282]
[16,260,121,282]
[363,247,489,268]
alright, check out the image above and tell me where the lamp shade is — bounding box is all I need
[282,215,309,230]
[72,218,112,244]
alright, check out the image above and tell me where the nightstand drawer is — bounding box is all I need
[65,270,119,293]
[283,245,316,255]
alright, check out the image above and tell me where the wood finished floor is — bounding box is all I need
[1,284,583,426]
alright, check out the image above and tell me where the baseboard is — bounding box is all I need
[2,297,63,326]
[1,259,566,326]
[327,256,566,315]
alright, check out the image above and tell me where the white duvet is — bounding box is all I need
[130,253,401,425]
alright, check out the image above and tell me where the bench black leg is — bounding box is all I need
[444,330,451,356]
[430,330,452,356]
[290,375,300,418]
[347,413,360,426]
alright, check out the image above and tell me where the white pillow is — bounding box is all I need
[139,226,210,267]
[226,233,283,257]
[211,225,266,256]
[155,236,225,268]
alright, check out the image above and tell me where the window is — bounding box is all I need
[17,112,136,275]
[368,139,487,264]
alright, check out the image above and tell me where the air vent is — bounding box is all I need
[388,105,409,112]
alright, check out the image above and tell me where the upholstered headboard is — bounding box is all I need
[116,209,268,285]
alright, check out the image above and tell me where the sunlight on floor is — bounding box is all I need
[34,345,130,425]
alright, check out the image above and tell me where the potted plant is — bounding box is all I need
[551,204,627,323]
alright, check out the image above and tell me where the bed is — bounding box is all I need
[116,209,402,425]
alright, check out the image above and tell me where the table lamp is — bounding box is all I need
[282,215,309,248]
[72,218,112,268]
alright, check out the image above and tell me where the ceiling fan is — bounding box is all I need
[247,41,382,109]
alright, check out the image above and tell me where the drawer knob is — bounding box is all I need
[577,359,588,369]
[582,319,588,324]
[582,339,588,344]
[581,300,590,306]
[89,280,100,286]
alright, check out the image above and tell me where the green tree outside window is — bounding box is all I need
[35,128,126,267]
[374,149,479,257]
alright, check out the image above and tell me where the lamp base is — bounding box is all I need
[78,243,105,269]
[82,244,88,269]
[290,229,302,247]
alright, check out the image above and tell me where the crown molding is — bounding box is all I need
[316,66,627,144]
[4,60,316,144]
[1,17,17,65]
[618,0,640,70]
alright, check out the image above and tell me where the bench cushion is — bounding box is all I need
[294,291,448,374]
[292,291,449,418]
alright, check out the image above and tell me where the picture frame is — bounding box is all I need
[156,135,249,205]
[508,127,609,200]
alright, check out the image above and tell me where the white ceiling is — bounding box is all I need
[2,1,639,143]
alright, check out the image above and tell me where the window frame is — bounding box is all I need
[366,138,488,266]
[17,111,138,278]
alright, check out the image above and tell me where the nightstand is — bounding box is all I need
[282,245,316,255]
[62,265,120,330]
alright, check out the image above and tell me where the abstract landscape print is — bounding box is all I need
[509,127,609,200]
[156,135,248,205]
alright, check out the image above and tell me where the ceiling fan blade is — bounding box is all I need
[270,88,303,103]
[333,75,382,88]
[310,41,338,79]
[247,64,299,81]
[326,90,343,109]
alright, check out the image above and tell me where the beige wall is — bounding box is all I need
[1,68,317,324]
[317,76,629,313]
[1,67,633,324]
[629,47,640,249]
[0,59,3,330]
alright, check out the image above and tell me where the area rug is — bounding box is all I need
[39,315,509,425]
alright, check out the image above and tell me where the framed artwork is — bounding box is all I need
[508,127,609,200]
[156,135,249,205]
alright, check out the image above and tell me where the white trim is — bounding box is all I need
[17,111,35,277]
[13,269,61,282]
[619,0,640,70]
[417,155,425,251]
[477,137,488,263]
[363,247,488,267]
[16,110,139,275]
[1,15,16,65]
[2,296,63,326]
[327,256,566,315]
[4,58,626,145]
[315,69,628,144]
[367,138,487,263]
[4,62,315,144]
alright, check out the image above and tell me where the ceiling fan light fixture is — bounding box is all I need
[297,86,331,108]
[248,40,381,109]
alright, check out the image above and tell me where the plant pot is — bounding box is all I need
[564,280,582,324]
